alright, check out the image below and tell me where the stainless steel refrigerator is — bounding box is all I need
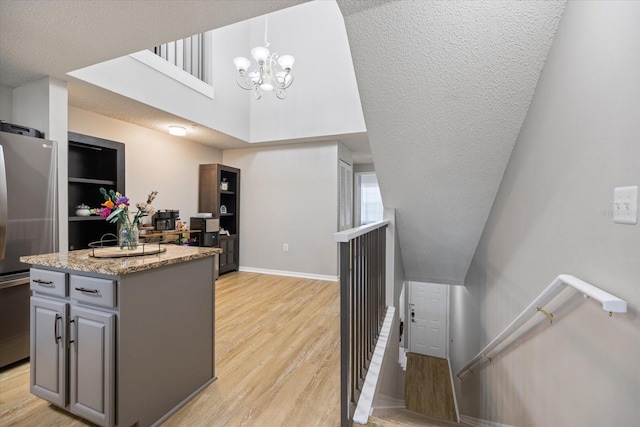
[0,130,57,368]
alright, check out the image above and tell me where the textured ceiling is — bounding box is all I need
[0,0,308,87]
[0,0,566,284]
[341,1,565,284]
[0,0,372,160]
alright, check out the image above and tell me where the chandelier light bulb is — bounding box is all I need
[277,55,295,71]
[233,57,251,73]
[275,71,292,86]
[251,47,270,63]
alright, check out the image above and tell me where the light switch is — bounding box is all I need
[613,186,638,225]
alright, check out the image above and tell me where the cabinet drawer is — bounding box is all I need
[30,269,67,297]
[70,275,116,308]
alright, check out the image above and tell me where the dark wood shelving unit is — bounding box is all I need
[68,132,125,251]
[198,164,240,274]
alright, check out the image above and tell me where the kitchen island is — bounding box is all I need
[21,245,221,427]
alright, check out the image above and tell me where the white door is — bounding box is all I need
[339,160,353,231]
[409,282,448,359]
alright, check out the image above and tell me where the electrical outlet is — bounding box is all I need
[283,243,289,252]
[613,186,638,225]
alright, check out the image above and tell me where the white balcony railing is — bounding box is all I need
[151,32,211,84]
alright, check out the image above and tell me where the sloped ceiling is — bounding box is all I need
[341,1,565,284]
[0,0,566,285]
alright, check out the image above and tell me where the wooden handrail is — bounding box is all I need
[456,274,627,379]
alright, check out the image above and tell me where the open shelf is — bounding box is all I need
[69,216,106,222]
[69,177,117,185]
[68,132,125,251]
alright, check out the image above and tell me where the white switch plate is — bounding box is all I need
[613,186,638,225]
[283,243,289,252]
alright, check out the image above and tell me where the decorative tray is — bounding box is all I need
[89,245,166,258]
[88,234,165,258]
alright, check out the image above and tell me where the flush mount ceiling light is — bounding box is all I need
[233,16,295,100]
[169,126,186,136]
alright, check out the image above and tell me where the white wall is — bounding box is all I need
[68,107,223,223]
[69,49,251,142]
[451,2,640,425]
[248,0,366,142]
[223,142,339,278]
[67,0,365,144]
[354,163,375,174]
[0,85,13,122]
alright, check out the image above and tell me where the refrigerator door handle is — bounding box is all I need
[0,145,7,260]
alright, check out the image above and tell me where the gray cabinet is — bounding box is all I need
[70,305,115,427]
[26,254,215,427]
[30,295,68,408]
[29,268,116,427]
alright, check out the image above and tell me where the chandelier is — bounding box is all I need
[233,17,295,100]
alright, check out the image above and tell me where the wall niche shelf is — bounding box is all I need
[68,132,125,251]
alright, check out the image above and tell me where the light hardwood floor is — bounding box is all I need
[0,272,340,426]
[404,353,456,423]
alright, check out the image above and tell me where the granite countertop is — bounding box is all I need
[20,245,222,276]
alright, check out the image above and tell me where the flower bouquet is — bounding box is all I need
[98,188,158,249]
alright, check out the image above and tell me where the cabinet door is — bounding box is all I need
[69,305,115,427]
[227,236,237,268]
[30,296,68,407]
[219,237,228,269]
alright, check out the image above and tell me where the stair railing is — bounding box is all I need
[456,274,627,379]
[334,220,390,427]
[151,32,210,84]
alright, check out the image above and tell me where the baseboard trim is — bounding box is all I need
[371,393,406,417]
[460,415,515,427]
[238,266,338,282]
[370,405,406,418]
[447,357,460,423]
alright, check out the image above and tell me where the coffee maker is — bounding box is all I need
[190,217,219,247]
[153,209,179,230]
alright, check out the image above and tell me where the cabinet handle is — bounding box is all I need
[54,314,62,344]
[34,279,55,287]
[69,319,75,347]
[75,287,99,294]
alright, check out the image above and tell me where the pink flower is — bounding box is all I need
[97,207,111,219]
